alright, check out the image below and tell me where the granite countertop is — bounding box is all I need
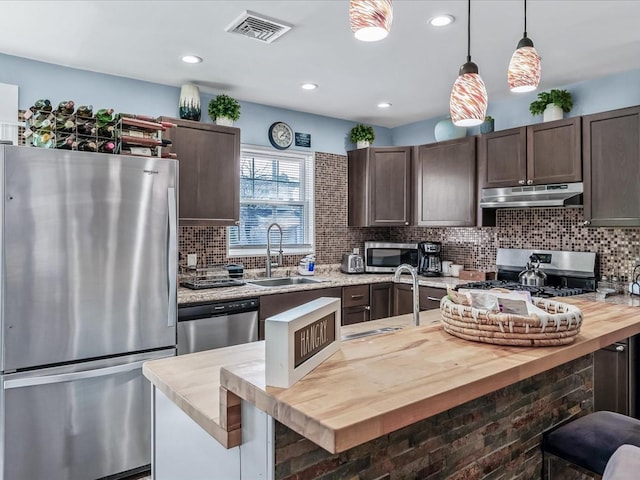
[144,297,640,454]
[177,266,470,305]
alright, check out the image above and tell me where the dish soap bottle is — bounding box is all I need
[298,254,316,276]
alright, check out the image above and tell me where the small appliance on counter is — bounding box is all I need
[364,242,418,273]
[341,250,364,274]
[298,254,316,275]
[418,241,442,277]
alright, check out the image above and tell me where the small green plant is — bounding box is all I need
[484,115,494,121]
[529,89,573,116]
[208,94,241,121]
[349,124,375,144]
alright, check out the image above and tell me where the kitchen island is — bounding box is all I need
[144,297,640,479]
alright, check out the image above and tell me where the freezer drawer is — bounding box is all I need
[1,349,175,480]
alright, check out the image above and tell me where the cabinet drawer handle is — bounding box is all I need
[518,180,525,185]
[351,294,364,299]
[426,296,441,302]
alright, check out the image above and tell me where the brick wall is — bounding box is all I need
[274,354,594,480]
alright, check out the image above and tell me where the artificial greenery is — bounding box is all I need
[529,89,573,115]
[349,124,375,144]
[484,115,494,121]
[208,94,241,121]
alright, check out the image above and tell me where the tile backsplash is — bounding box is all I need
[179,152,640,281]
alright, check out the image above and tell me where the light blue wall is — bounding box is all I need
[0,53,391,155]
[2,53,638,153]
[391,68,640,146]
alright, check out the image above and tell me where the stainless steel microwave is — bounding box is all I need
[364,242,419,273]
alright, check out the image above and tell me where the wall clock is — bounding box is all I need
[268,122,293,150]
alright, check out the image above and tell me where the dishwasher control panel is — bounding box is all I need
[178,298,259,321]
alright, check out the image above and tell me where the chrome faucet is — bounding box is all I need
[394,264,420,326]
[265,222,283,278]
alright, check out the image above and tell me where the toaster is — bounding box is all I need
[341,253,364,274]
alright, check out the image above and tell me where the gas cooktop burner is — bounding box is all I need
[459,280,584,298]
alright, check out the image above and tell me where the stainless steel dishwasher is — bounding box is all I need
[177,298,259,355]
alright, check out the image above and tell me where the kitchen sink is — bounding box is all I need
[246,277,327,287]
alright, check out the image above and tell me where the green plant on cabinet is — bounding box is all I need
[529,89,573,115]
[349,124,375,144]
[208,94,241,122]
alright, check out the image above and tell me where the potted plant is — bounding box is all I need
[349,124,375,148]
[208,94,241,126]
[480,115,494,134]
[529,89,573,122]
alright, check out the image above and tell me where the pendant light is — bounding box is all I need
[508,0,541,92]
[349,0,393,42]
[449,0,487,127]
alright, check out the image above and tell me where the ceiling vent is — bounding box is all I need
[225,10,293,43]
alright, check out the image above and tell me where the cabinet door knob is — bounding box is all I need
[616,345,625,352]
[234,221,240,225]
[526,179,533,185]
[583,220,591,226]
[518,180,525,185]
[364,305,371,310]
[405,222,409,225]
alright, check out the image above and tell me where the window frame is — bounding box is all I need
[228,144,315,258]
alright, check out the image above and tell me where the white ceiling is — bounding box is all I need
[1,1,639,128]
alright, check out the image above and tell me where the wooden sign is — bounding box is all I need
[265,297,341,388]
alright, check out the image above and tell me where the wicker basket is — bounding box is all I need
[440,296,583,347]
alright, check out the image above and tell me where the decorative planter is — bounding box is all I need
[356,140,370,149]
[434,118,467,142]
[216,116,234,127]
[543,104,563,122]
[179,84,201,121]
[480,118,495,134]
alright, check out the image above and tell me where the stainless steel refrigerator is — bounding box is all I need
[0,145,178,479]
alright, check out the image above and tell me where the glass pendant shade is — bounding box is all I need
[508,43,541,92]
[349,0,393,42]
[450,67,488,127]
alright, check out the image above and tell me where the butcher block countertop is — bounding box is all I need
[143,296,640,454]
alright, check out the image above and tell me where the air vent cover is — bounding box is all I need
[225,10,293,43]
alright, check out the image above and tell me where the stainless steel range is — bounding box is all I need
[461,248,598,298]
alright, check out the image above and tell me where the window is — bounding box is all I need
[228,146,314,256]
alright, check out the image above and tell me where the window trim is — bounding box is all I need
[228,144,315,258]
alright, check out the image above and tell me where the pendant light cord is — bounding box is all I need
[523,0,528,37]
[466,0,471,63]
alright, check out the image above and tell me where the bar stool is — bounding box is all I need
[542,411,640,478]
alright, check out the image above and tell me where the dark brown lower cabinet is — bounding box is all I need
[394,284,445,316]
[342,306,370,326]
[370,282,393,320]
[258,287,341,340]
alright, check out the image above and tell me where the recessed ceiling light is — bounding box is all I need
[377,102,392,109]
[429,14,455,27]
[181,55,203,64]
[301,83,318,90]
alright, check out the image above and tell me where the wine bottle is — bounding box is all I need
[31,99,52,113]
[77,140,97,152]
[55,116,75,132]
[76,105,93,118]
[56,134,75,150]
[98,140,116,154]
[55,100,75,115]
[97,123,116,138]
[76,119,96,136]
[95,108,114,126]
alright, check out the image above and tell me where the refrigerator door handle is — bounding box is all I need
[167,186,177,327]
[4,360,148,389]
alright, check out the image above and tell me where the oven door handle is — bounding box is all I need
[3,361,146,389]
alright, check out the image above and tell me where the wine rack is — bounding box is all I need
[117,115,177,158]
[24,102,119,154]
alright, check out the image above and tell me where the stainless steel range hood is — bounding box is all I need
[480,182,583,208]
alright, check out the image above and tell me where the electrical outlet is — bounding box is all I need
[187,254,197,267]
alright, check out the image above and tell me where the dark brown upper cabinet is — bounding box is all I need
[348,146,412,227]
[415,136,476,227]
[478,117,582,189]
[162,117,240,226]
[583,105,640,227]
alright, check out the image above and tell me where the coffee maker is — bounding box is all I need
[418,241,442,276]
